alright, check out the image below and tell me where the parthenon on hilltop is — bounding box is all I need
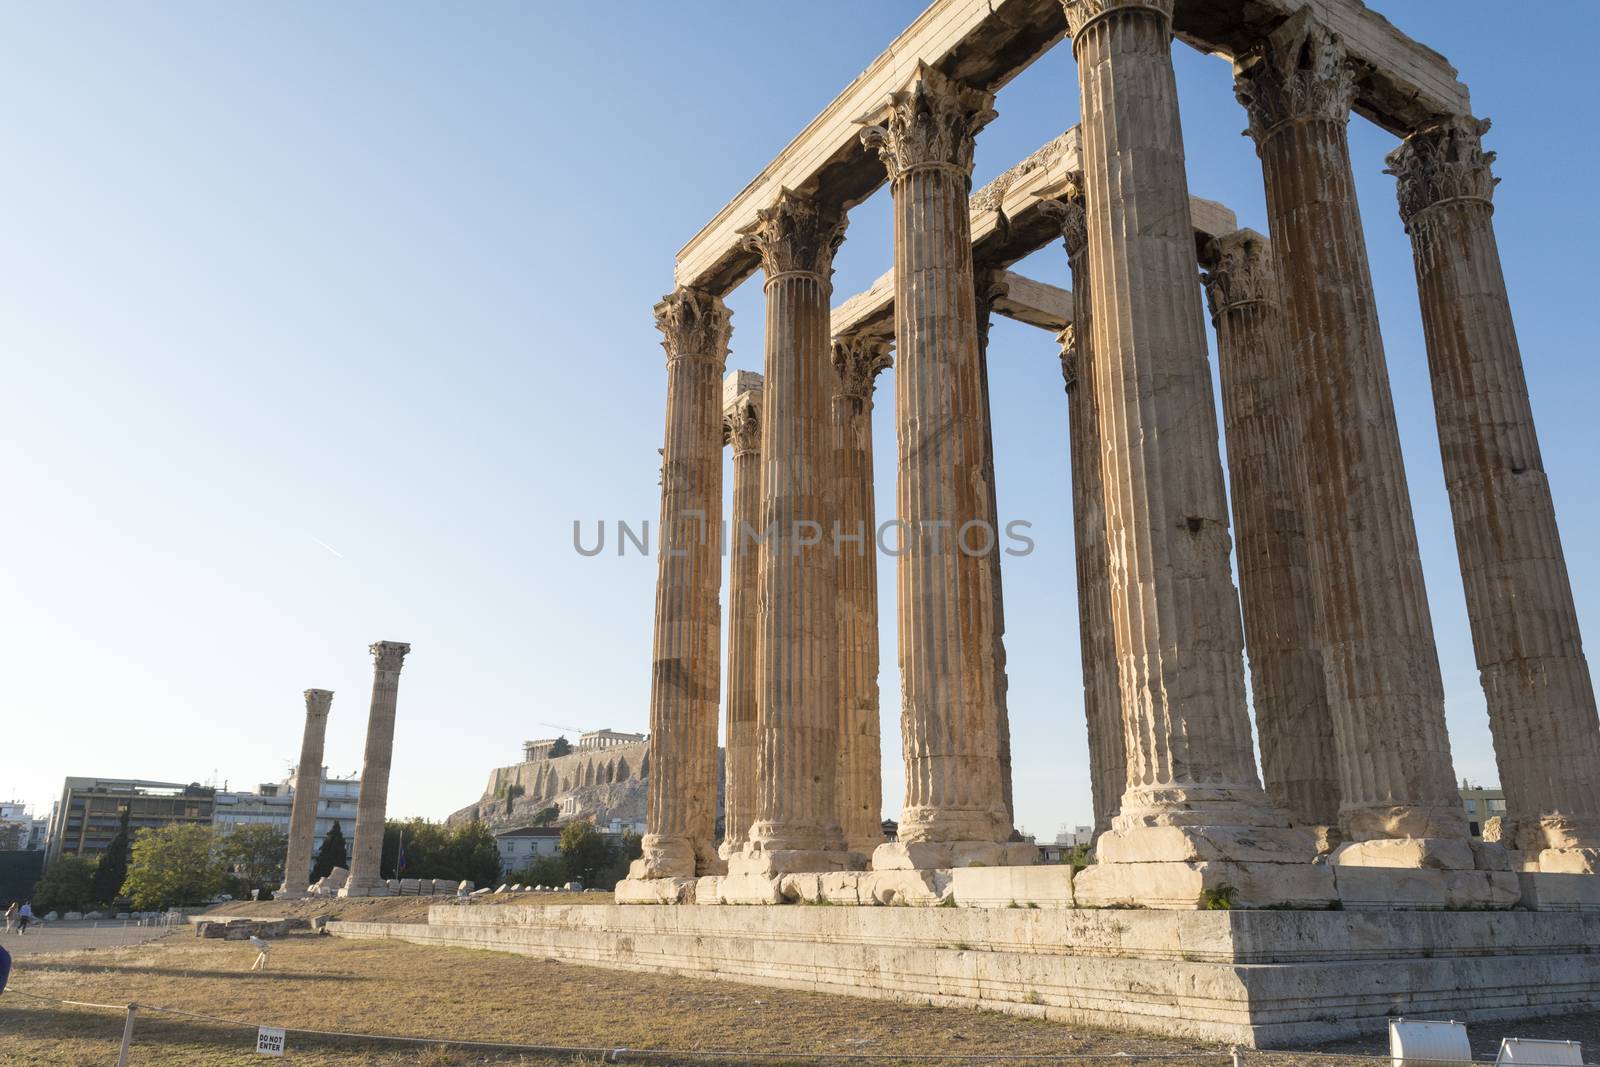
[329,0,1600,1043]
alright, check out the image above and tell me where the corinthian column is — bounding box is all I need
[629,287,731,887]
[1063,0,1324,907]
[1201,229,1341,833]
[973,270,1016,834]
[859,62,1030,870]
[721,377,763,856]
[342,641,410,897]
[278,689,332,899]
[1388,117,1600,871]
[1234,17,1470,866]
[1042,183,1125,841]
[832,335,891,855]
[729,187,859,880]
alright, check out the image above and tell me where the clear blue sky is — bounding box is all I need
[3,3,1596,842]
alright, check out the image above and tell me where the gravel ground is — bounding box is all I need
[0,920,178,958]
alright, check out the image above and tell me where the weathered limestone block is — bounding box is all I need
[951,865,1075,908]
[1332,866,1519,910]
[872,840,1036,871]
[635,287,732,882]
[1234,14,1467,856]
[1518,872,1600,911]
[343,642,410,897]
[1074,860,1337,910]
[1387,115,1600,864]
[615,876,697,905]
[863,869,953,907]
[858,60,1013,862]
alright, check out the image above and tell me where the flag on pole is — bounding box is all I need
[396,831,408,876]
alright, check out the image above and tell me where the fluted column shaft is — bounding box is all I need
[832,337,890,854]
[1235,22,1466,848]
[1045,188,1126,839]
[1067,0,1270,830]
[1203,230,1341,830]
[1388,118,1600,858]
[638,288,731,880]
[346,641,410,895]
[860,63,1012,851]
[722,387,763,853]
[973,272,1017,834]
[740,190,850,860]
[279,689,333,897]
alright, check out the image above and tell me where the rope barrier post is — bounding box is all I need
[116,1003,138,1067]
[1231,1045,1244,1067]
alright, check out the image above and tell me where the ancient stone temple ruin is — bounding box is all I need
[329,0,1600,1041]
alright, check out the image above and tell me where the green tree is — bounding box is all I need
[90,808,132,905]
[549,736,572,758]
[379,818,500,886]
[219,824,288,899]
[596,829,642,891]
[32,855,96,913]
[122,825,227,910]
[312,821,348,880]
[558,821,614,887]
[529,805,560,827]
[508,855,569,888]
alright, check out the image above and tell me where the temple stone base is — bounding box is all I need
[870,840,1037,871]
[1075,860,1337,909]
[337,879,391,899]
[1538,849,1600,875]
[615,877,697,905]
[329,904,1600,1046]
[1518,871,1600,911]
[273,888,310,902]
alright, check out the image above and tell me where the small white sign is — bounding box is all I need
[256,1027,286,1056]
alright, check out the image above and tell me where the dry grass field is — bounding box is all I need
[6,922,1599,1066]
[1,927,1231,1066]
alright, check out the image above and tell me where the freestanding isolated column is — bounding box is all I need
[832,335,891,855]
[1202,229,1341,833]
[629,287,731,886]
[1042,183,1125,841]
[1388,117,1600,870]
[731,187,857,879]
[1234,17,1469,863]
[721,378,763,856]
[278,688,333,898]
[973,269,1017,834]
[342,641,410,897]
[1063,0,1324,907]
[859,62,1029,869]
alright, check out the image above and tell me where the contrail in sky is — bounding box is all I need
[310,536,345,559]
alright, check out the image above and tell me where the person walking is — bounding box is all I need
[3,903,16,934]
[16,902,32,935]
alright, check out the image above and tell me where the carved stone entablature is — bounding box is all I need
[723,397,761,457]
[303,689,334,715]
[831,335,893,403]
[857,62,996,186]
[369,641,411,673]
[1061,0,1174,39]
[653,287,733,366]
[1201,229,1279,321]
[970,129,1076,214]
[1385,116,1499,229]
[737,188,847,281]
[1056,326,1078,392]
[1038,176,1088,260]
[1233,13,1358,146]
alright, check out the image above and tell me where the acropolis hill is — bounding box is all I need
[448,730,725,834]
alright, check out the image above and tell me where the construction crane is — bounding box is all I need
[538,721,587,736]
